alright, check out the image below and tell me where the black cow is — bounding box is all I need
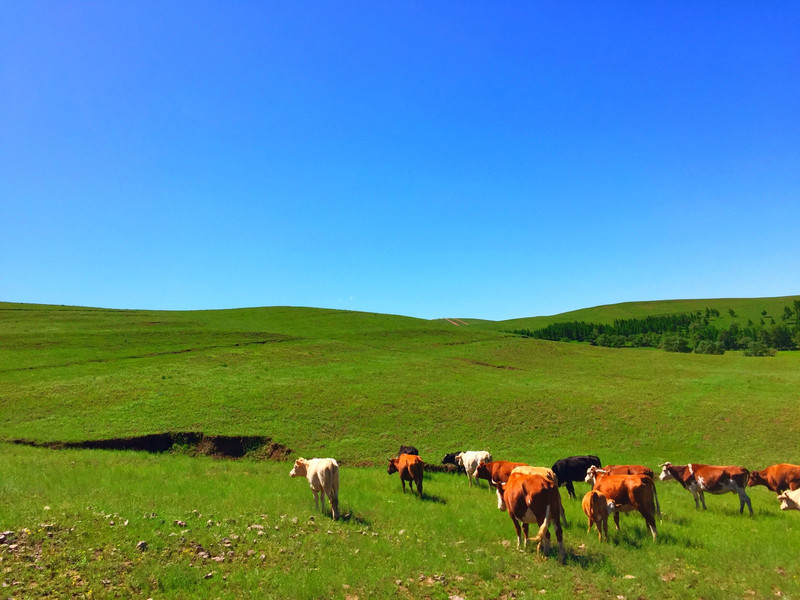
[442,451,467,474]
[551,455,601,499]
[398,445,419,456]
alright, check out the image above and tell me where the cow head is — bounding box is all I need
[289,458,308,478]
[606,500,618,516]
[658,462,674,482]
[387,458,398,475]
[778,491,799,511]
[475,461,491,481]
[442,452,462,465]
[584,465,608,485]
[747,471,767,488]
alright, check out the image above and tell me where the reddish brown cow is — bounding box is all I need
[602,464,655,478]
[498,472,565,563]
[582,489,609,541]
[475,460,528,509]
[590,473,658,539]
[659,462,752,514]
[387,454,424,497]
[748,464,800,493]
[586,466,661,517]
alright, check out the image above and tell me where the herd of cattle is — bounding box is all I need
[290,447,800,564]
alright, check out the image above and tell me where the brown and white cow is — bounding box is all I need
[587,470,658,539]
[585,465,661,517]
[582,489,610,541]
[475,460,528,509]
[289,457,340,520]
[777,488,800,511]
[659,462,753,515]
[497,472,566,563]
[748,464,800,494]
[512,466,567,526]
[387,453,425,497]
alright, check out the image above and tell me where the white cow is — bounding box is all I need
[289,457,340,520]
[778,488,800,512]
[456,451,493,487]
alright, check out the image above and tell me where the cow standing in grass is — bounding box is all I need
[586,465,658,540]
[582,489,610,541]
[456,451,493,487]
[388,454,424,497]
[659,462,752,515]
[551,455,601,499]
[497,472,565,563]
[289,457,340,520]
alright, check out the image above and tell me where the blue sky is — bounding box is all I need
[2,2,798,320]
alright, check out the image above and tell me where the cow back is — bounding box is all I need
[604,464,654,478]
[398,454,424,478]
[594,474,655,511]
[552,455,601,481]
[481,460,528,484]
[690,464,749,489]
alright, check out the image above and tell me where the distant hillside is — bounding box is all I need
[479,296,800,332]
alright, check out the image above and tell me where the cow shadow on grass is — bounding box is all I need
[607,525,692,549]
[337,511,372,527]
[420,492,446,504]
[563,547,609,569]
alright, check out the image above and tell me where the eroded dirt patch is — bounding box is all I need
[6,432,292,460]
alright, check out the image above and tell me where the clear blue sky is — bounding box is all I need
[2,2,798,320]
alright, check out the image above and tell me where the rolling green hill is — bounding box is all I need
[481,295,800,333]
[2,298,798,464]
[2,298,800,599]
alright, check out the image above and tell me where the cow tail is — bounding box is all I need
[532,505,552,544]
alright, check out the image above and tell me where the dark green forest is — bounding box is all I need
[509,301,800,356]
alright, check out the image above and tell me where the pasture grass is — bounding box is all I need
[2,300,800,598]
[2,445,799,599]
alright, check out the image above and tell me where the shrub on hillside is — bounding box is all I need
[742,341,776,357]
[661,335,691,353]
[694,340,725,355]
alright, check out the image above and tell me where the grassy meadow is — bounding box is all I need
[2,299,800,599]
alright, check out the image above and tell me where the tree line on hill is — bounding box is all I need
[509,301,800,356]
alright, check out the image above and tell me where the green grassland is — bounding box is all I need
[2,299,800,599]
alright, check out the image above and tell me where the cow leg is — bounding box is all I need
[328,489,339,520]
[739,488,753,515]
[587,515,593,534]
[522,523,530,548]
[613,511,620,531]
[601,515,608,541]
[561,504,568,528]
[640,509,657,540]
[565,481,575,499]
[554,511,565,563]
[313,489,320,512]
[417,477,423,497]
[497,488,507,511]
[401,479,407,493]
[319,488,327,513]
[510,515,524,548]
[698,490,707,510]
